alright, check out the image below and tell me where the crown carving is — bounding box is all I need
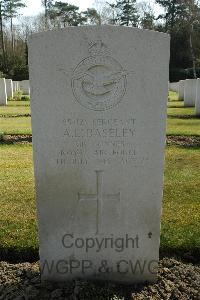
[89,40,108,56]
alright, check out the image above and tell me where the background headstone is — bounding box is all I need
[195,78,200,116]
[178,80,185,100]
[169,82,179,92]
[19,80,30,95]
[184,79,196,107]
[13,81,19,92]
[0,78,7,106]
[29,26,170,283]
[5,79,13,99]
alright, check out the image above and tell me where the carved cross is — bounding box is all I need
[78,170,120,234]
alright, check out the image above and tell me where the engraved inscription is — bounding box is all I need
[78,170,120,234]
[71,40,127,111]
[63,118,135,138]
[56,117,137,166]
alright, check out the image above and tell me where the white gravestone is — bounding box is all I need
[13,81,19,92]
[29,26,170,284]
[20,80,30,95]
[0,78,7,106]
[13,81,16,92]
[5,79,13,98]
[178,80,185,100]
[169,82,179,92]
[195,78,200,116]
[184,79,196,107]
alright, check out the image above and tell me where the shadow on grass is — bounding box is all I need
[1,135,200,147]
[170,145,200,149]
[0,114,31,118]
[0,134,32,144]
[0,246,39,263]
[160,247,200,264]
[0,246,199,264]
[166,136,200,147]
[167,105,185,108]
[167,115,198,119]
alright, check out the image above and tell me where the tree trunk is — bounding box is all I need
[112,10,115,24]
[189,25,197,79]
[0,3,7,72]
[44,0,48,29]
[11,17,14,54]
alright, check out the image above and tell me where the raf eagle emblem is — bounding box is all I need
[71,40,128,111]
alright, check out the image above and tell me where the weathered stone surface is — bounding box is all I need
[20,80,30,95]
[29,25,170,284]
[0,78,7,106]
[169,82,179,92]
[184,79,196,107]
[178,80,185,100]
[5,79,13,98]
[13,81,19,92]
[195,78,200,116]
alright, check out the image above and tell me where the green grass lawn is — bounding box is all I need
[2,115,199,136]
[0,96,199,261]
[7,100,30,106]
[0,101,31,135]
[168,91,179,101]
[167,107,194,116]
[0,105,30,116]
[0,116,32,135]
[0,98,200,136]
[167,118,200,136]
[0,144,37,260]
[161,146,200,255]
[168,100,184,108]
[167,92,200,136]
[0,144,199,260]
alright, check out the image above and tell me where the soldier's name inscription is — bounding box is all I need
[55,117,138,166]
[63,117,136,138]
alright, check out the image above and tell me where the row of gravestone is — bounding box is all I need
[0,78,30,105]
[169,79,200,116]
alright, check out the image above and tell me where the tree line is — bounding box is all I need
[1,0,200,81]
